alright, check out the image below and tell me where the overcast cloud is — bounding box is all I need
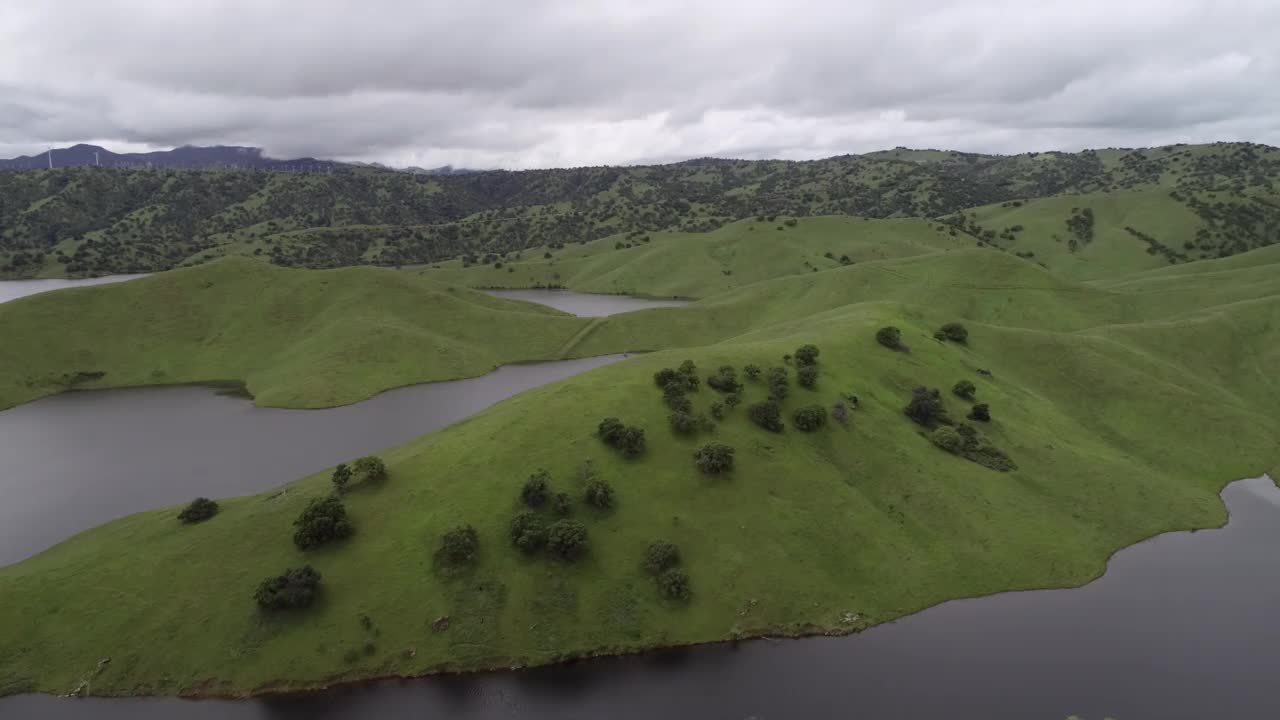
[1,0,1278,168]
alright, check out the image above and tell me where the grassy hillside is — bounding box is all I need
[2,142,1277,279]
[0,241,1277,697]
[0,257,598,410]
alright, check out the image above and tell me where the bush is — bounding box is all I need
[353,456,387,484]
[707,365,742,393]
[794,344,820,366]
[617,426,647,457]
[930,426,964,453]
[552,492,574,516]
[521,470,551,507]
[255,565,322,610]
[657,569,692,601]
[876,326,903,350]
[710,401,725,420]
[293,496,353,550]
[331,463,352,493]
[547,519,589,560]
[748,400,784,432]
[509,511,548,553]
[599,418,646,457]
[693,443,735,474]
[832,401,850,425]
[792,405,828,432]
[439,525,479,565]
[968,403,991,422]
[664,388,693,413]
[583,478,615,510]
[797,365,818,389]
[177,497,219,524]
[938,322,969,343]
[904,386,949,428]
[653,368,680,389]
[953,380,976,400]
[669,410,702,434]
[644,541,681,574]
[725,392,742,408]
[597,417,625,444]
[743,364,762,381]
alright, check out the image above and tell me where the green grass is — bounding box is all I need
[0,241,1278,698]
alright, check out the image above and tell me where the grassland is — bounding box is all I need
[0,234,1277,697]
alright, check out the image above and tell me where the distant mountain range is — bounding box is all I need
[0,144,475,174]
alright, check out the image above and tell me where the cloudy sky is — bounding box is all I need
[2,0,1278,169]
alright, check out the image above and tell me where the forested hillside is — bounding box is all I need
[1,142,1278,278]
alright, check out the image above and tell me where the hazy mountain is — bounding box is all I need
[0,144,346,171]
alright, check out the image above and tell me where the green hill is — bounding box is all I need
[2,142,1277,280]
[0,239,1277,697]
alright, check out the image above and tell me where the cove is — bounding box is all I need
[0,355,627,567]
[3,476,1276,718]
[481,288,689,316]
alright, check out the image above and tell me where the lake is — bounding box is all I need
[0,274,146,304]
[482,288,689,316]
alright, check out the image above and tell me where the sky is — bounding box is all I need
[1,0,1278,169]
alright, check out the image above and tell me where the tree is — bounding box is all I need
[744,364,762,381]
[876,326,903,350]
[664,388,693,412]
[725,391,742,408]
[654,368,680,389]
[553,492,573,516]
[657,569,692,601]
[617,426,647,457]
[521,470,551,507]
[710,401,725,420]
[968,403,991,422]
[792,405,828,432]
[693,443,735,474]
[953,380,976,400]
[644,541,681,574]
[353,455,387,484]
[794,344,820,366]
[748,400,784,432]
[547,519,589,560]
[707,365,742,393]
[439,525,479,565]
[797,365,818,389]
[904,386,949,427]
[766,366,789,401]
[583,477,614,510]
[331,463,352,493]
[509,511,548,553]
[669,410,702,434]
[599,418,646,457]
[255,565,322,610]
[937,322,969,343]
[597,417,625,445]
[292,496,353,550]
[177,497,218,524]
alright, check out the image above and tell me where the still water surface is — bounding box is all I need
[482,288,689,316]
[0,274,146,304]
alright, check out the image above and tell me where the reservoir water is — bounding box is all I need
[2,282,1277,718]
[0,274,146,304]
[481,288,689,316]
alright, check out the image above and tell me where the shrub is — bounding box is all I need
[644,541,681,574]
[654,368,680,389]
[669,410,702,434]
[547,519,589,560]
[353,456,387,484]
[748,400,784,432]
[331,463,352,493]
[664,388,693,413]
[707,365,742,394]
[693,443,735,474]
[710,401,725,420]
[597,417,625,444]
[904,386,949,428]
[552,492,574,516]
[797,365,818,389]
[255,565,322,610]
[953,380,976,400]
[439,525,479,565]
[292,496,353,550]
[725,392,742,408]
[521,470,551,507]
[583,478,615,510]
[792,405,828,432]
[599,418,646,457]
[177,497,219,524]
[657,569,692,601]
[744,364,762,381]
[794,344,820,366]
[876,326,903,350]
[938,322,969,343]
[617,426,647,457]
[509,511,548,553]
[930,426,964,453]
[968,403,991,422]
[832,402,850,425]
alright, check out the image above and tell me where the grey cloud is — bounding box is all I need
[1,0,1278,169]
